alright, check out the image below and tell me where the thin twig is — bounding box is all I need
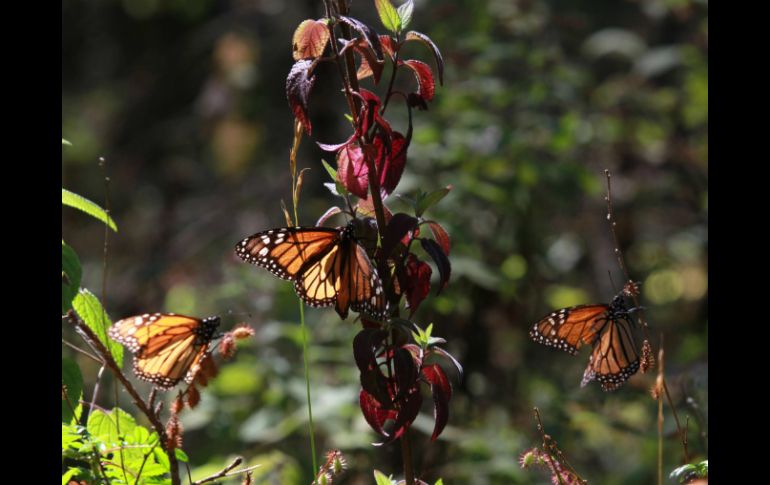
[662,379,689,463]
[65,311,181,485]
[657,344,664,485]
[604,170,651,341]
[192,457,261,485]
[62,338,103,364]
[533,408,566,485]
[89,365,107,414]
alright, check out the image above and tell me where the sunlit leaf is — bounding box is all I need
[62,188,118,232]
[72,288,123,367]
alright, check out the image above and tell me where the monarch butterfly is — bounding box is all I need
[235,218,388,320]
[529,294,639,391]
[108,313,221,390]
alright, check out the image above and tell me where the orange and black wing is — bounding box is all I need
[581,315,640,391]
[109,313,220,389]
[293,240,344,310]
[341,242,387,319]
[235,227,340,280]
[529,304,610,355]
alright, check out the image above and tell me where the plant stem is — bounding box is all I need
[299,302,318,474]
[290,122,318,475]
[401,429,415,484]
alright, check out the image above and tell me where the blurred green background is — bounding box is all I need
[62,0,707,483]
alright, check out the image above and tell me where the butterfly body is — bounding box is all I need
[109,313,221,390]
[530,295,639,391]
[235,219,387,320]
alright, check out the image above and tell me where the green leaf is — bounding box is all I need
[61,423,84,451]
[62,358,84,424]
[374,0,401,33]
[62,139,72,146]
[61,468,80,485]
[87,408,137,445]
[415,185,452,217]
[434,480,444,485]
[321,158,349,197]
[397,0,414,30]
[153,444,170,470]
[62,188,118,232]
[373,470,395,485]
[175,448,189,462]
[62,241,82,314]
[73,288,123,366]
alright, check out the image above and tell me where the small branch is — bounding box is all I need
[62,338,103,364]
[533,408,565,485]
[65,311,181,485]
[192,457,261,485]
[662,379,689,463]
[400,429,415,485]
[604,170,652,341]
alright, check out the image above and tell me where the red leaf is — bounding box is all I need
[286,59,316,134]
[390,388,422,442]
[360,389,397,437]
[338,16,384,62]
[344,37,385,84]
[403,59,435,101]
[337,143,369,198]
[292,19,330,60]
[394,347,419,401]
[404,254,431,316]
[317,132,356,152]
[375,131,408,195]
[382,213,419,259]
[420,238,450,293]
[316,206,342,226]
[353,328,388,374]
[379,35,396,60]
[421,364,452,440]
[425,221,450,256]
[405,31,444,85]
[400,225,419,247]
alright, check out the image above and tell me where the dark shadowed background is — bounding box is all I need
[62,0,707,483]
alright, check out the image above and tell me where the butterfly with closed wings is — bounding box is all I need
[109,313,222,390]
[530,293,640,391]
[235,218,388,320]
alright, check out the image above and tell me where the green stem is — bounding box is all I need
[299,301,319,475]
[291,132,318,476]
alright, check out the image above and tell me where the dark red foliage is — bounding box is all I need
[286,59,316,134]
[403,59,435,101]
[404,254,432,316]
[425,221,451,256]
[420,238,451,293]
[382,213,419,259]
[421,364,452,440]
[337,142,369,198]
[360,389,397,437]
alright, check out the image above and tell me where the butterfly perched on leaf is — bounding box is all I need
[530,293,639,391]
[108,313,222,390]
[235,218,388,320]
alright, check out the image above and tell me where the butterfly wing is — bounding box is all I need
[235,227,340,280]
[345,243,387,319]
[109,314,220,389]
[293,241,343,310]
[237,225,387,320]
[529,304,610,355]
[133,336,212,390]
[581,315,640,391]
